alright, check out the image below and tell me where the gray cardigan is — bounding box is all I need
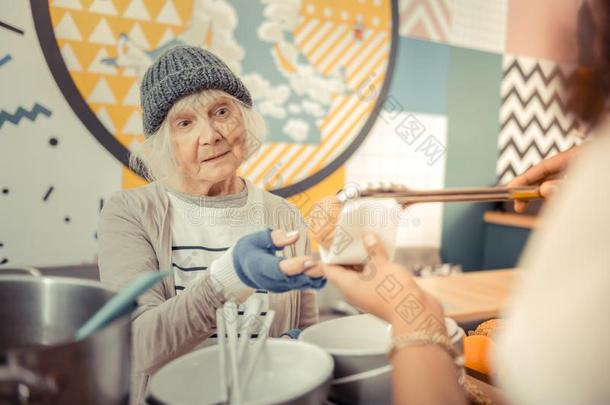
[97,180,318,404]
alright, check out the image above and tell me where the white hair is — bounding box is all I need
[129,89,266,182]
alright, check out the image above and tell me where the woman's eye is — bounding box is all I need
[177,120,191,128]
[215,106,230,118]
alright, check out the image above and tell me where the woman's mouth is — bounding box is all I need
[201,151,230,163]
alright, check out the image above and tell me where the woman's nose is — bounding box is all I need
[198,120,223,145]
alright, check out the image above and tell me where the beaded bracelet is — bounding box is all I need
[387,331,458,361]
[388,331,493,405]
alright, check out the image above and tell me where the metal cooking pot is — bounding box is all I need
[0,268,132,404]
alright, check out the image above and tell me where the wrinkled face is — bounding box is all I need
[168,94,247,184]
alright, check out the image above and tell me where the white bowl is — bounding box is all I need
[147,339,333,405]
[300,314,462,379]
[300,314,390,378]
[300,314,464,404]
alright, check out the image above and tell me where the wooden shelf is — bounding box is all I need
[483,211,538,229]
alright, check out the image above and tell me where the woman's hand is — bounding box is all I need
[269,229,323,279]
[322,232,445,336]
[325,233,469,405]
[508,146,580,213]
[232,229,325,293]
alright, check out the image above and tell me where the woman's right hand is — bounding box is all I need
[268,229,323,279]
[508,146,580,213]
[322,232,445,336]
[231,229,325,293]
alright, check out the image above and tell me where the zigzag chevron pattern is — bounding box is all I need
[497,55,581,185]
[398,0,451,42]
[501,59,570,86]
[497,139,564,182]
[0,104,52,129]
[499,138,565,158]
[502,88,569,115]
[500,113,577,136]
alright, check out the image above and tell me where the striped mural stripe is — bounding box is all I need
[284,73,385,184]
[263,144,304,189]
[300,21,334,55]
[240,143,268,173]
[244,7,392,189]
[312,26,351,68]
[239,143,271,174]
[322,95,360,132]
[279,144,317,184]
[351,49,388,88]
[321,30,374,76]
[319,30,364,74]
[306,76,384,173]
[347,33,387,81]
[294,18,319,40]
[308,24,349,65]
[282,147,318,185]
[253,143,292,184]
[308,73,386,172]
[246,144,282,180]
[332,31,377,76]
[348,35,388,85]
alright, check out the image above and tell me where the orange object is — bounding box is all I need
[463,335,495,376]
[468,318,504,339]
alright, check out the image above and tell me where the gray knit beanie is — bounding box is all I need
[140,46,253,136]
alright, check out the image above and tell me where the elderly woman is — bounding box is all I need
[97,46,324,404]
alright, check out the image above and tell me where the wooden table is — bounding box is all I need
[484,211,538,229]
[415,269,517,324]
[464,375,509,405]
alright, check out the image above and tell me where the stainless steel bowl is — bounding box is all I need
[0,274,132,404]
[330,365,392,404]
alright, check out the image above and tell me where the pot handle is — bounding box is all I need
[0,266,41,277]
[331,364,393,385]
[0,353,58,404]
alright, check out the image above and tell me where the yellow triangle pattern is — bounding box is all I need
[49,0,389,194]
[49,0,193,145]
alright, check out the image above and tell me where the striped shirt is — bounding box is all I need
[167,184,273,340]
[167,184,256,294]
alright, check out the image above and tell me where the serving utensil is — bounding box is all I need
[338,183,542,205]
[76,271,167,340]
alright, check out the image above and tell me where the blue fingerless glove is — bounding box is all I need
[232,229,326,293]
[280,328,302,339]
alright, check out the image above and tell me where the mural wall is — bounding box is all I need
[0,0,584,268]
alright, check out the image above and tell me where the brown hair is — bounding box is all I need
[567,0,610,127]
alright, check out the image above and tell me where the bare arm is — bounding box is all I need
[390,312,467,405]
[392,345,466,405]
[323,233,467,405]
